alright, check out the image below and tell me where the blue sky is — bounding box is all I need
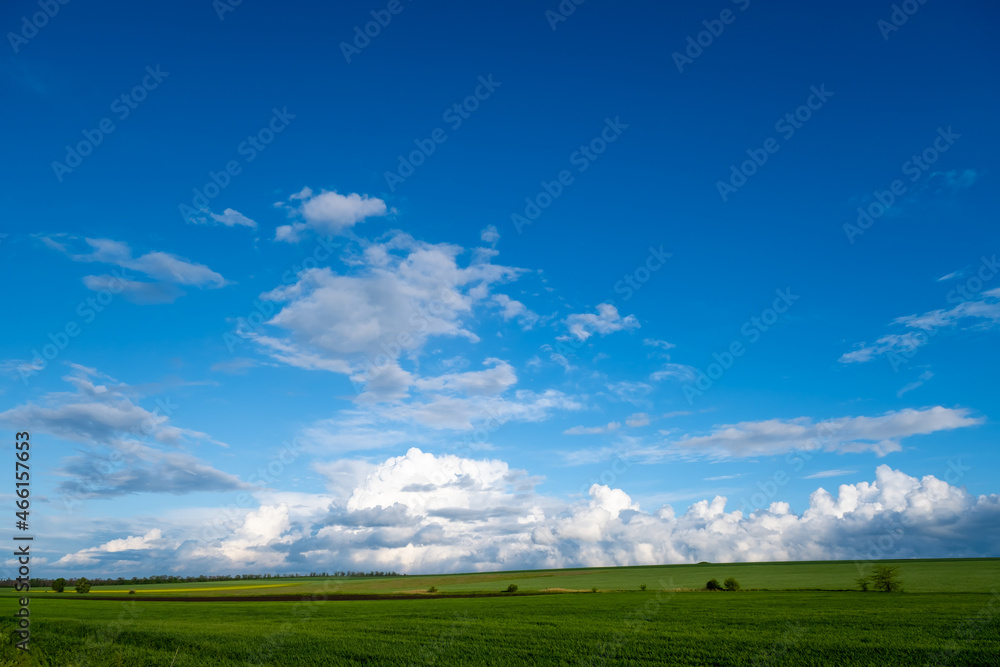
[2,0,999,576]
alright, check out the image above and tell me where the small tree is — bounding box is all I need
[639,584,647,591]
[706,579,723,591]
[51,578,66,593]
[427,586,438,593]
[723,577,740,591]
[504,584,518,593]
[871,566,902,593]
[75,578,91,594]
[855,576,871,592]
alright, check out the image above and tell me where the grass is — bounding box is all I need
[6,557,997,599]
[0,558,996,665]
[1,591,997,666]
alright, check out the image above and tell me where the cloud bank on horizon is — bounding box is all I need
[3,0,998,578]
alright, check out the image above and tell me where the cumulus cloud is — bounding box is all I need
[564,303,639,341]
[252,232,528,403]
[275,187,391,242]
[54,453,1000,575]
[54,529,167,567]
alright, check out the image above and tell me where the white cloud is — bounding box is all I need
[55,457,1000,575]
[275,188,391,241]
[937,270,962,282]
[643,338,676,352]
[604,381,653,407]
[257,233,522,378]
[54,529,167,567]
[45,236,227,303]
[564,422,621,435]
[374,389,582,431]
[803,469,858,479]
[0,366,245,498]
[492,294,539,329]
[414,359,517,397]
[842,288,1000,363]
[654,407,981,460]
[564,303,639,341]
[626,413,651,428]
[650,363,700,383]
[897,370,934,398]
[210,208,257,228]
[480,225,500,245]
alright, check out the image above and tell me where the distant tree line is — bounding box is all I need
[0,570,403,589]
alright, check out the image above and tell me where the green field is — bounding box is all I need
[2,559,998,666]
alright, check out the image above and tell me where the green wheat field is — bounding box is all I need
[2,558,998,666]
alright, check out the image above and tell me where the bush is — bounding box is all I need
[75,578,91,594]
[591,587,598,593]
[128,590,136,595]
[705,579,723,591]
[51,578,65,593]
[871,565,903,593]
[856,576,871,592]
[427,586,438,593]
[504,584,518,593]
[723,577,740,591]
[639,584,647,591]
